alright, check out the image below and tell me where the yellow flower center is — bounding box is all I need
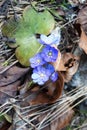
[48,51,52,56]
[40,73,44,77]
[37,59,40,63]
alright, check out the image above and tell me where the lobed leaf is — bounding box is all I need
[2,6,55,66]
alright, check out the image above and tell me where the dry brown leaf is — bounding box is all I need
[62,52,79,66]
[62,60,79,82]
[51,108,74,130]
[22,72,64,105]
[77,6,87,54]
[53,50,66,71]
[53,51,79,82]
[61,53,79,82]
[0,80,20,104]
[0,66,29,87]
[78,6,87,34]
[0,66,29,104]
[53,50,79,72]
[38,106,74,130]
[0,120,11,130]
[79,28,87,54]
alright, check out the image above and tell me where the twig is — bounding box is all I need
[13,104,37,130]
[60,17,78,29]
[0,60,18,74]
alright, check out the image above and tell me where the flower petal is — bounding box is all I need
[39,27,61,45]
[50,72,58,82]
[32,73,40,79]
[41,45,58,62]
[30,53,46,68]
[40,34,48,44]
[31,66,51,85]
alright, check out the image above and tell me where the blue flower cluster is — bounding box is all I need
[29,28,60,85]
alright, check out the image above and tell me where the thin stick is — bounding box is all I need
[0,60,18,74]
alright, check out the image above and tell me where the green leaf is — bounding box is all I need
[15,35,42,66]
[23,7,55,34]
[2,18,19,37]
[4,114,12,123]
[0,114,4,121]
[2,6,55,66]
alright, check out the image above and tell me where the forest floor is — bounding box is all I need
[0,0,87,130]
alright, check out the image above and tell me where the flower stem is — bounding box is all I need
[28,80,34,88]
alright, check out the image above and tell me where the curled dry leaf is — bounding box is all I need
[79,28,87,54]
[61,53,80,82]
[78,6,87,34]
[53,49,66,71]
[62,60,79,82]
[77,6,87,54]
[65,53,87,88]
[53,48,79,72]
[21,72,64,105]
[53,48,79,82]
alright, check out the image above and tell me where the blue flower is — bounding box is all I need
[45,63,55,73]
[50,72,58,82]
[41,45,58,62]
[39,27,61,45]
[31,66,51,85]
[29,53,46,68]
[31,63,58,85]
